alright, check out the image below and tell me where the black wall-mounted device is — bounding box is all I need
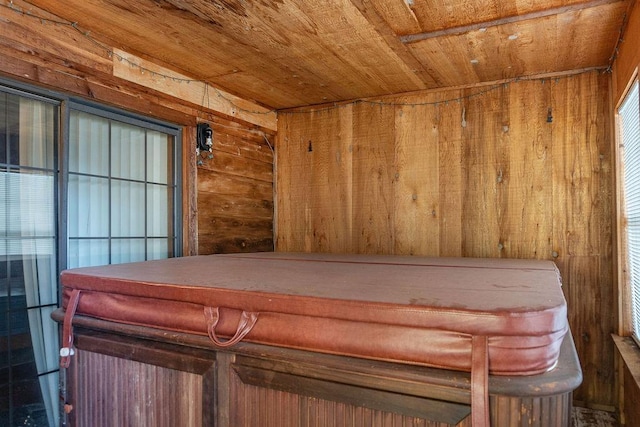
[197,123,213,154]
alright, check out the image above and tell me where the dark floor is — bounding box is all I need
[573,407,619,427]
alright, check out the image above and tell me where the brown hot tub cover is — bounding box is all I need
[57,252,571,426]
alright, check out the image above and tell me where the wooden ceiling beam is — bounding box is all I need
[400,0,626,43]
[348,0,441,86]
[112,49,277,130]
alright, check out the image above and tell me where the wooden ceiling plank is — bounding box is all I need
[348,0,441,87]
[24,0,433,107]
[407,0,516,35]
[401,0,627,43]
[162,0,372,104]
[17,0,633,108]
[171,0,429,99]
[304,0,428,91]
[24,0,327,108]
[365,0,422,36]
[406,1,626,87]
[1,1,112,73]
[553,4,629,69]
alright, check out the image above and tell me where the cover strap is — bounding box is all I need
[471,335,490,427]
[60,289,82,368]
[204,306,258,348]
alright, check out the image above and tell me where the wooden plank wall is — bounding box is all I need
[196,118,275,254]
[0,0,275,256]
[276,71,615,409]
[611,2,640,424]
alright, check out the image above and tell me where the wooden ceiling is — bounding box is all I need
[22,0,632,110]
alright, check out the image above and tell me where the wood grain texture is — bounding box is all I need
[399,0,627,41]
[612,0,640,104]
[112,49,276,130]
[371,0,619,34]
[276,71,615,408]
[275,106,355,253]
[228,355,574,426]
[610,2,640,422]
[393,103,440,256]
[406,2,627,88]
[69,331,217,427]
[551,73,615,408]
[23,0,429,108]
[59,312,580,426]
[0,2,276,256]
[352,103,396,254]
[613,335,640,426]
[19,0,630,108]
[196,116,275,254]
[73,350,205,427]
[183,126,199,256]
[0,1,275,129]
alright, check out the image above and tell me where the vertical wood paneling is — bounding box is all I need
[183,126,199,256]
[394,103,440,256]
[438,99,465,256]
[275,106,353,253]
[611,4,639,421]
[551,73,615,407]
[502,80,554,259]
[490,394,572,426]
[230,371,467,427]
[352,102,397,254]
[274,110,311,251]
[308,106,353,253]
[619,344,640,425]
[75,350,203,427]
[460,86,503,258]
[276,71,615,408]
[229,366,571,426]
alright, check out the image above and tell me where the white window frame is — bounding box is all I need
[618,76,640,346]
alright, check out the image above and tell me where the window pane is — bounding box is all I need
[68,107,179,269]
[147,238,171,260]
[111,239,145,264]
[1,172,55,238]
[69,110,109,175]
[0,88,58,427]
[111,180,145,237]
[68,175,109,238]
[6,94,19,165]
[111,121,145,181]
[147,130,171,184]
[13,172,55,238]
[22,251,57,307]
[147,183,170,237]
[0,92,6,164]
[68,239,109,269]
[18,98,56,170]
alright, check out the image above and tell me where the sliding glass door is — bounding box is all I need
[0,85,181,426]
[0,91,60,426]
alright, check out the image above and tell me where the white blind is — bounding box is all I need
[620,81,640,344]
[67,110,174,268]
